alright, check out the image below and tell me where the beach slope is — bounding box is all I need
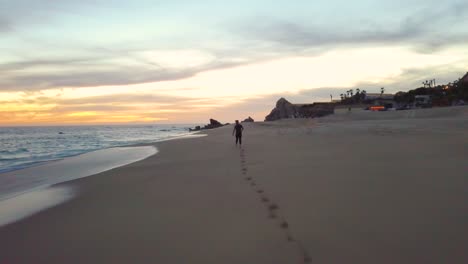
[0,106,467,263]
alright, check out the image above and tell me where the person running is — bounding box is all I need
[232,120,244,146]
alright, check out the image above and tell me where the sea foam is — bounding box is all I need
[0,145,158,227]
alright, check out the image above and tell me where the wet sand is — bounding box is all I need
[0,106,467,263]
[0,146,157,200]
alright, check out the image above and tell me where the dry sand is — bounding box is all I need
[0,106,467,263]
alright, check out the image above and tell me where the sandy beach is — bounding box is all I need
[0,106,467,263]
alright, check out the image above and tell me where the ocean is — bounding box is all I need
[0,124,195,173]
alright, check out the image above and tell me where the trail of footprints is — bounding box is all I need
[239,148,312,263]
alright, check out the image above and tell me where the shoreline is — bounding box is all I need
[0,146,159,200]
[0,133,206,227]
[0,145,157,227]
[0,126,199,174]
[0,131,205,175]
[0,106,467,263]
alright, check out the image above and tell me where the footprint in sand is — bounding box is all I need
[280,221,289,229]
[237,145,311,263]
[268,203,279,211]
[269,211,277,219]
[267,203,279,219]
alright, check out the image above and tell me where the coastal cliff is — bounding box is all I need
[265,98,335,121]
[264,98,298,121]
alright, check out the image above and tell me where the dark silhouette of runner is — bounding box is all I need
[232,120,244,145]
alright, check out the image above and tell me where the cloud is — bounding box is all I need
[1,1,467,96]
[238,2,468,52]
[57,93,193,105]
[212,65,468,122]
[52,104,136,112]
[0,91,226,124]
[1,65,466,125]
[0,67,194,91]
[0,49,260,92]
[0,17,11,32]
[352,65,467,93]
[0,92,238,117]
[0,58,99,72]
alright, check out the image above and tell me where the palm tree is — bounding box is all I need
[340,94,344,100]
[380,87,385,97]
[355,88,361,103]
[422,80,430,88]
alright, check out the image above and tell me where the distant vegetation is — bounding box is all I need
[394,75,468,106]
[339,89,368,104]
[338,72,468,106]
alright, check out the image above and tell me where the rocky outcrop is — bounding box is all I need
[265,98,335,121]
[264,98,298,121]
[204,118,223,129]
[242,116,254,122]
[189,126,201,132]
[189,118,224,131]
[296,103,335,118]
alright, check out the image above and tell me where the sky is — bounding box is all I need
[1,0,467,125]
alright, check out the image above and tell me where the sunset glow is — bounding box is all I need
[1,0,467,125]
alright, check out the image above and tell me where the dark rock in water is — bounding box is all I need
[189,126,201,132]
[210,118,222,126]
[58,132,64,134]
[242,116,254,122]
[265,98,335,121]
[204,118,223,129]
[264,98,298,121]
[189,119,224,131]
